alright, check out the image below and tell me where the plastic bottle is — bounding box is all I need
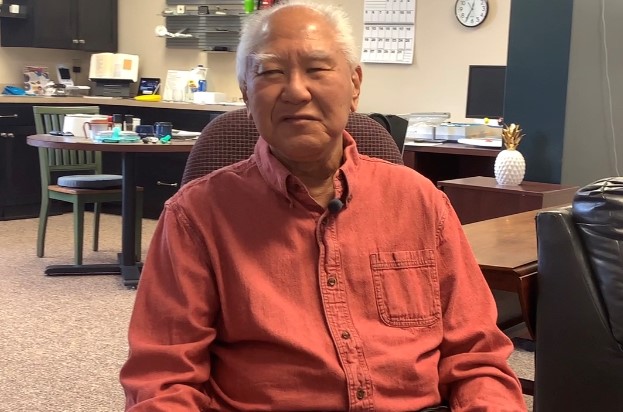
[187,64,208,102]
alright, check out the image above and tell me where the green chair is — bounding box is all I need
[33,106,143,265]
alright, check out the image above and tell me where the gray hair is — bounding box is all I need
[236,0,359,89]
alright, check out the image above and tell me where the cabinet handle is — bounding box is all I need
[72,39,79,44]
[156,181,179,188]
[0,114,18,118]
[79,39,86,44]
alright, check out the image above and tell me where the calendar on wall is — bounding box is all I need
[361,0,416,65]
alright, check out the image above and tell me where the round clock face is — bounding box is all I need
[455,0,489,27]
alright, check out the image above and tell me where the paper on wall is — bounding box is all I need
[361,0,416,65]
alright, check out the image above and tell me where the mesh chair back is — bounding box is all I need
[182,108,403,185]
[33,106,103,185]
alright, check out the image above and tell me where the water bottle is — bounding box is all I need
[187,64,208,102]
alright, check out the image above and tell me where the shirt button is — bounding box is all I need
[341,331,351,339]
[356,388,365,400]
[327,277,337,287]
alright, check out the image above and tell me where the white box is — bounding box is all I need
[405,124,436,141]
[403,112,450,142]
[435,124,502,140]
[193,92,226,105]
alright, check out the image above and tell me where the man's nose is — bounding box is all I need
[280,72,312,103]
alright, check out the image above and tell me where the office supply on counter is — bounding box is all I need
[171,130,200,139]
[136,77,161,96]
[23,66,50,95]
[89,53,139,97]
[435,123,502,140]
[457,137,502,147]
[403,112,451,142]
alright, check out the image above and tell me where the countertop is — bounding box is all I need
[0,95,244,112]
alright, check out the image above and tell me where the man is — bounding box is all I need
[120,1,527,411]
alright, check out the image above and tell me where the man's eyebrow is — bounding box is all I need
[250,53,280,66]
[305,51,334,62]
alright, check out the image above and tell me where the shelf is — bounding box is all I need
[163,8,245,50]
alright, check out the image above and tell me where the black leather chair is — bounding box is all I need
[535,177,623,411]
[181,109,404,185]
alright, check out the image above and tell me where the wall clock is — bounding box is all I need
[455,0,489,28]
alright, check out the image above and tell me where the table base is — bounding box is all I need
[44,254,142,288]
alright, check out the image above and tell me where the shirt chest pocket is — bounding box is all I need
[370,250,440,328]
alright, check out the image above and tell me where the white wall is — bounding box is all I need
[0,1,510,122]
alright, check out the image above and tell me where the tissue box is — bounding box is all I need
[193,92,226,105]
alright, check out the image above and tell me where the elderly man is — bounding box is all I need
[120,1,526,411]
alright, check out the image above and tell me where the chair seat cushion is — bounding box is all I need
[57,174,122,189]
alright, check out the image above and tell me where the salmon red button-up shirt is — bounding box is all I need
[120,132,526,411]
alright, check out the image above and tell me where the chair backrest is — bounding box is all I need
[33,106,103,188]
[181,108,404,186]
[535,177,623,410]
[368,112,408,155]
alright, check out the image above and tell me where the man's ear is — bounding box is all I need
[240,86,252,119]
[350,65,363,112]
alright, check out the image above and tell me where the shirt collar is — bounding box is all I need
[254,131,360,206]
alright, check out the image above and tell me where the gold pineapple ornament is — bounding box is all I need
[494,123,526,185]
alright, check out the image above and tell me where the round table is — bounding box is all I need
[27,134,195,287]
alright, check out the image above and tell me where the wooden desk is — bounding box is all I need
[403,143,500,183]
[463,209,541,339]
[439,176,578,224]
[27,134,195,287]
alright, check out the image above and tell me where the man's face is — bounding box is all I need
[241,6,362,164]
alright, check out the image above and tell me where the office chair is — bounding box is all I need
[182,108,404,185]
[368,112,408,155]
[535,177,623,411]
[33,106,143,265]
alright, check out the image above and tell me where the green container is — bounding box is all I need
[244,0,255,13]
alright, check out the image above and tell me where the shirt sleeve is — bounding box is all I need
[119,202,218,412]
[435,195,527,411]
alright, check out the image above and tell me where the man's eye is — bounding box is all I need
[308,67,330,73]
[258,69,283,76]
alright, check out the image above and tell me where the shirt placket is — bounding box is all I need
[317,213,375,411]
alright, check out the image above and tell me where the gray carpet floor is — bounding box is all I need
[0,213,534,411]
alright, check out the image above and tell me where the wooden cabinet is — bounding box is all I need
[438,176,579,224]
[0,0,118,52]
[0,105,41,220]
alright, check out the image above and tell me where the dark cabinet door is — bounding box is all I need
[0,0,117,52]
[31,0,76,50]
[0,126,41,220]
[0,104,42,220]
[76,0,118,52]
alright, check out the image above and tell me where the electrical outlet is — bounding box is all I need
[176,5,185,14]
